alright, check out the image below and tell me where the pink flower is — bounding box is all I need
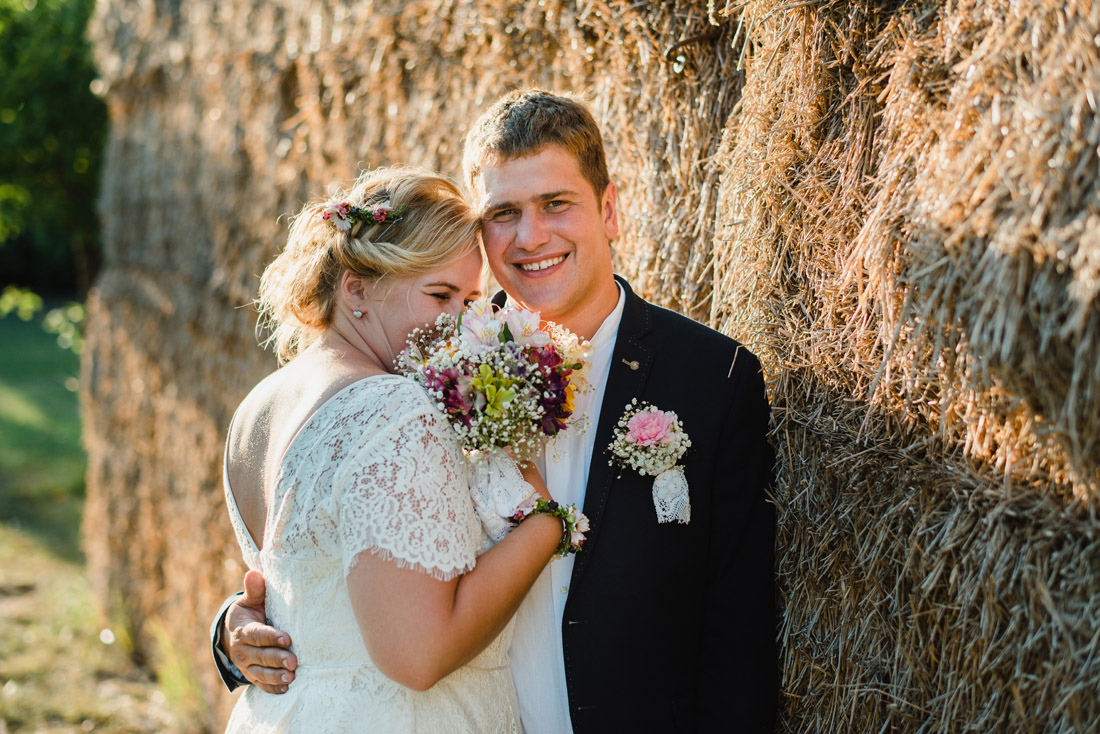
[625,409,675,447]
[466,300,494,318]
[512,496,538,523]
[322,201,352,231]
[372,207,387,222]
[505,308,550,347]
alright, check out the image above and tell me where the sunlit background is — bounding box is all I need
[0,0,175,730]
[3,0,1099,732]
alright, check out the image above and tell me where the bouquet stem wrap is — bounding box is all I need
[467,448,540,548]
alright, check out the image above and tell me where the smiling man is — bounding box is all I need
[473,146,619,341]
[212,90,777,733]
[462,90,777,733]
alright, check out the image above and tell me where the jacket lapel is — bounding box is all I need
[491,279,655,588]
[569,276,653,588]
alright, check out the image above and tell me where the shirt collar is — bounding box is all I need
[587,282,626,353]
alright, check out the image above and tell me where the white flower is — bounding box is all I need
[504,308,550,347]
[466,300,494,318]
[321,201,353,231]
[459,313,504,352]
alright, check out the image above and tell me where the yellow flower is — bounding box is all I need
[564,382,576,413]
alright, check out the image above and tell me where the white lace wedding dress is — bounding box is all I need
[223,375,522,733]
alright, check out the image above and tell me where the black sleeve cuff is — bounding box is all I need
[210,591,249,692]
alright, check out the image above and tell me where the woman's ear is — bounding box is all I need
[341,270,371,317]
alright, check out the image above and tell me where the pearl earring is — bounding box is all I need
[352,310,363,319]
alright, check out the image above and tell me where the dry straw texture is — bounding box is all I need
[713,0,1100,730]
[85,0,1097,730]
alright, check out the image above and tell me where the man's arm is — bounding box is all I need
[696,356,778,732]
[210,570,298,694]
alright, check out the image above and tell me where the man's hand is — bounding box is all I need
[222,570,297,693]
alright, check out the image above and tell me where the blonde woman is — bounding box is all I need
[221,168,562,732]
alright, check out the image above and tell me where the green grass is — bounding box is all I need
[0,309,179,732]
[0,524,176,733]
[0,310,85,561]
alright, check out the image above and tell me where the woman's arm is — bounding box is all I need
[348,461,560,691]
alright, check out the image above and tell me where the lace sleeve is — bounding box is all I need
[334,404,480,581]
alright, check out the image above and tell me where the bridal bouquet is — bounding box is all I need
[397,302,591,461]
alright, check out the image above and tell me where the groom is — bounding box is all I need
[212,89,777,732]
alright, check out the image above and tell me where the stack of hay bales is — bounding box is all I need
[84,0,1098,729]
[713,0,1100,730]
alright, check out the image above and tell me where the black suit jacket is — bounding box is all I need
[546,276,777,733]
[212,276,777,732]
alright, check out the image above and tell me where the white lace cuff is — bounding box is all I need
[467,449,540,548]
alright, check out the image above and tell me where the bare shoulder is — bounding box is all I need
[227,355,384,467]
[227,368,298,462]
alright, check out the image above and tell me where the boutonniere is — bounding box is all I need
[607,399,692,524]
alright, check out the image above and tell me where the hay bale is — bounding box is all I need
[85,0,1098,729]
[713,0,1100,730]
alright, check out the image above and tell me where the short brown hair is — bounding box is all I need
[257,167,477,363]
[463,89,611,202]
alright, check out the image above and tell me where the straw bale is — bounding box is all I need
[713,0,1100,730]
[85,0,1098,729]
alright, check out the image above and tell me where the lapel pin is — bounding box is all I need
[622,358,640,371]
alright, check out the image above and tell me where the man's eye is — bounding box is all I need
[546,200,568,211]
[488,209,517,222]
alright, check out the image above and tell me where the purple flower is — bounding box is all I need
[423,366,476,427]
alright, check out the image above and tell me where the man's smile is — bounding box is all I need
[516,254,568,273]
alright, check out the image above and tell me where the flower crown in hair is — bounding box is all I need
[321,199,407,233]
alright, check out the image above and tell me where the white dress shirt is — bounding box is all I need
[509,285,626,734]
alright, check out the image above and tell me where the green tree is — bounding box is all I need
[0,0,106,295]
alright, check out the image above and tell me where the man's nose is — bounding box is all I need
[514,211,550,250]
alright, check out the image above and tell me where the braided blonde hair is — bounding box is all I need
[257,167,478,363]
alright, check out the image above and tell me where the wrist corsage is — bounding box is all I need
[608,399,692,524]
[510,497,589,558]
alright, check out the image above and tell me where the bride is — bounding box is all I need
[221,167,566,732]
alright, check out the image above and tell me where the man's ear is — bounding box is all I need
[601,182,620,240]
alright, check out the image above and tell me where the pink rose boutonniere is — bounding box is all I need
[608,399,692,524]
